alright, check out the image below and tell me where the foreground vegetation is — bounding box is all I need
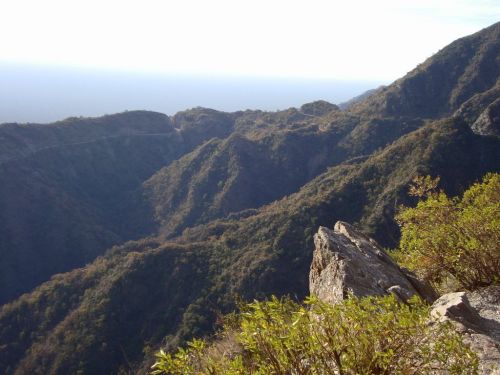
[394,173,500,291]
[151,295,477,375]
[152,173,500,374]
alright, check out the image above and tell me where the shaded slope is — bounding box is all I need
[0,131,183,304]
[0,108,241,304]
[145,113,422,237]
[0,105,351,304]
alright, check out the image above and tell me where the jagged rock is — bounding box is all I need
[454,82,500,131]
[471,98,500,136]
[431,286,500,375]
[309,221,437,304]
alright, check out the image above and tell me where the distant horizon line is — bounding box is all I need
[0,100,361,126]
[0,63,386,124]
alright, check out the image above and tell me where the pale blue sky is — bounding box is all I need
[1,1,498,123]
[1,0,498,81]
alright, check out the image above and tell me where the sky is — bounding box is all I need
[0,1,498,123]
[1,0,498,81]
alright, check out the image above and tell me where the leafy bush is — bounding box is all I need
[151,294,477,374]
[394,173,500,291]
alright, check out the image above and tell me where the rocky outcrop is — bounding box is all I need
[309,221,437,304]
[309,222,500,373]
[471,98,500,136]
[454,82,500,132]
[431,286,500,375]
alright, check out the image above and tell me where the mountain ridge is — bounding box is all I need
[350,22,500,119]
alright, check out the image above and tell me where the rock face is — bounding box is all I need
[431,286,500,375]
[471,98,500,136]
[309,221,500,373]
[309,221,437,304]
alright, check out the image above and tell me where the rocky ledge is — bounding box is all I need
[431,286,500,375]
[309,221,437,304]
[309,221,499,374]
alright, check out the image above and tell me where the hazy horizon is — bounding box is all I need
[0,63,383,123]
[2,0,498,123]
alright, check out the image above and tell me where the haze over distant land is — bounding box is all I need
[0,63,382,123]
[2,1,497,124]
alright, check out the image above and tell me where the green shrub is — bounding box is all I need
[151,294,477,374]
[394,173,500,291]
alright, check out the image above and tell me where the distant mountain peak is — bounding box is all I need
[350,22,500,119]
[300,100,339,116]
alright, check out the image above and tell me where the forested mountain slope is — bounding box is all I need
[1,117,498,375]
[144,114,422,238]
[0,104,423,304]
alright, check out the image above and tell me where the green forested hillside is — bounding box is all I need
[144,114,422,238]
[1,116,498,374]
[0,22,499,375]
[0,111,191,305]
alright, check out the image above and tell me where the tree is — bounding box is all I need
[394,173,500,291]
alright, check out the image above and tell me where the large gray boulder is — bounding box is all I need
[431,286,500,375]
[309,221,437,304]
